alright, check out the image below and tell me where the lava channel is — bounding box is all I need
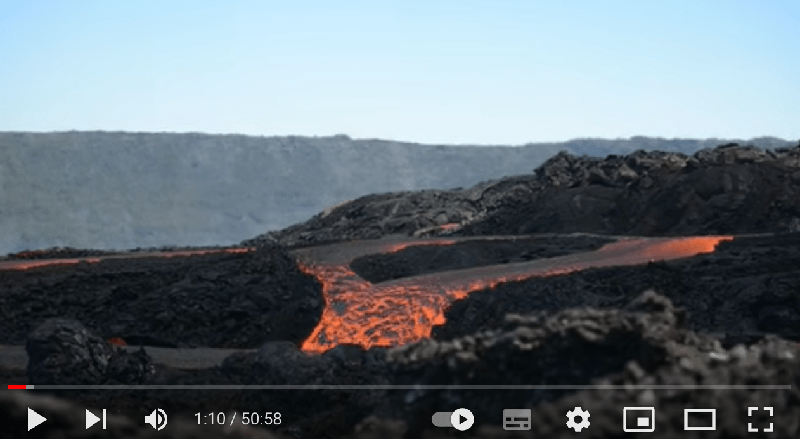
[299,236,733,354]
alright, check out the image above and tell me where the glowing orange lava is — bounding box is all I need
[0,248,255,271]
[107,337,127,347]
[299,236,733,353]
[0,236,734,354]
[439,223,461,231]
[382,239,457,254]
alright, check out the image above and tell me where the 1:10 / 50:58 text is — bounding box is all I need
[195,411,282,425]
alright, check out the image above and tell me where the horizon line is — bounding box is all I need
[0,130,794,148]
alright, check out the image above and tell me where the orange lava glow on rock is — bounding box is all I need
[107,337,127,347]
[638,236,733,259]
[299,235,733,353]
[298,261,456,354]
[0,258,104,271]
[382,239,457,254]
[0,248,255,271]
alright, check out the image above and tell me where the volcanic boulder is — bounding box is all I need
[26,317,156,385]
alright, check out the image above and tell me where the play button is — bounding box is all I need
[86,409,101,429]
[450,408,474,431]
[28,407,47,431]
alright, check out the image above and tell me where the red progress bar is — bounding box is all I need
[7,385,28,389]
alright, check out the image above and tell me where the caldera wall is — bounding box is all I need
[1,131,792,255]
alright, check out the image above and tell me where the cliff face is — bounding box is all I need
[266,142,800,247]
[0,131,792,254]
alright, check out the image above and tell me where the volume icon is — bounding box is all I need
[145,408,168,430]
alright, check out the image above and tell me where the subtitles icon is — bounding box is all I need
[623,407,655,432]
[503,409,531,430]
[145,408,168,431]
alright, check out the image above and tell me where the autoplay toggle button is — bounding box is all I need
[432,408,474,431]
[452,408,474,431]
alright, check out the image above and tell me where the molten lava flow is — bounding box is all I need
[0,247,255,271]
[636,236,733,260]
[0,258,104,271]
[298,261,456,353]
[299,235,733,354]
[382,239,457,254]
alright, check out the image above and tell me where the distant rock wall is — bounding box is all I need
[0,131,793,254]
[267,142,800,246]
[460,142,800,236]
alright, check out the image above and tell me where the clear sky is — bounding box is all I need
[2,1,798,145]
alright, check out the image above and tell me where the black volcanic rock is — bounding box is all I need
[7,285,800,438]
[349,235,613,283]
[457,143,800,236]
[6,141,800,438]
[251,143,800,246]
[193,341,390,439]
[26,317,155,385]
[367,290,800,438]
[433,233,800,343]
[1,241,323,349]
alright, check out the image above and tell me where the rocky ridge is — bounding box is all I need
[254,142,800,247]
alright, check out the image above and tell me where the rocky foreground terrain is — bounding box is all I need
[3,142,800,438]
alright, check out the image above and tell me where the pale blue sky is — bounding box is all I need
[2,1,798,144]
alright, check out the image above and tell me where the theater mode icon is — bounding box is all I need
[623,407,655,432]
[684,409,716,431]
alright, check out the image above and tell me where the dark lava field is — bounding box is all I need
[3,142,800,438]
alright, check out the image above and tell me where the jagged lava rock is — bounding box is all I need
[26,317,155,385]
[251,142,800,246]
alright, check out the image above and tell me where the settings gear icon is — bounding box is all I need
[566,406,591,432]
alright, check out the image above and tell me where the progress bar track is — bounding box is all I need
[8,384,793,391]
